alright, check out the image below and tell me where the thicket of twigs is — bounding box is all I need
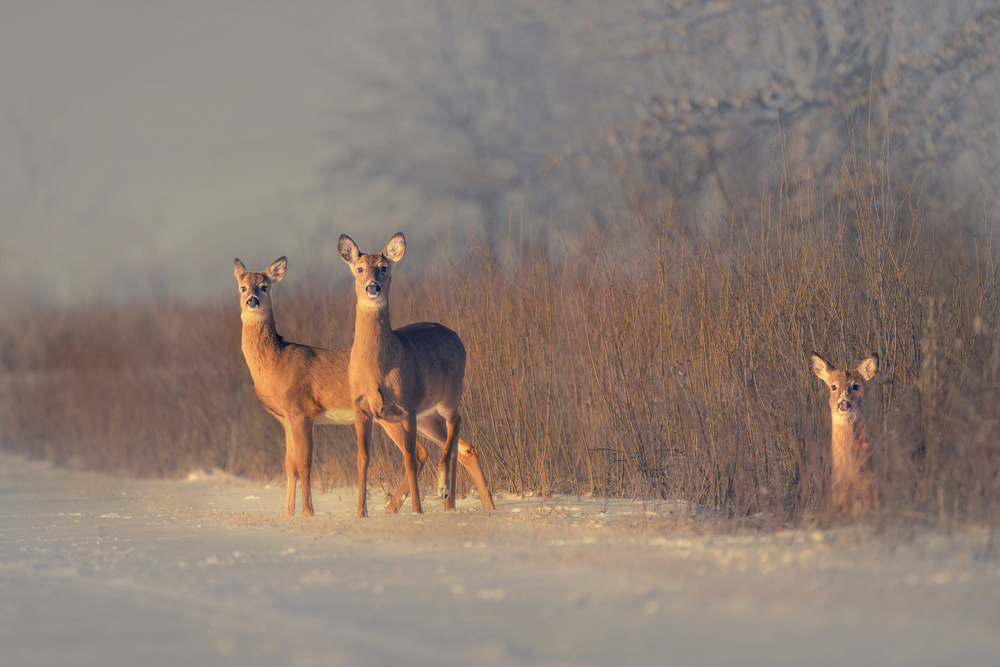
[1,156,997,527]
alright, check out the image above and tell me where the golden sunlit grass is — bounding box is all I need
[0,150,997,529]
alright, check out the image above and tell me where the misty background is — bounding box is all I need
[2,0,998,307]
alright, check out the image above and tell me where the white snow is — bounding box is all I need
[1,449,998,667]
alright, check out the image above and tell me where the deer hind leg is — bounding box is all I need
[383,422,429,514]
[447,418,460,508]
[437,413,461,511]
[413,413,455,503]
[456,437,495,511]
[419,414,494,510]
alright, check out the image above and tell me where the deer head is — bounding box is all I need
[810,352,879,425]
[338,232,406,309]
[233,256,286,322]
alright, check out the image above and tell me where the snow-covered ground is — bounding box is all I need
[1,449,998,667]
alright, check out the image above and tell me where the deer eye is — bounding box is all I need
[830,385,837,392]
[356,267,363,274]
[260,285,268,293]
[380,265,388,273]
[851,383,859,391]
[240,286,246,293]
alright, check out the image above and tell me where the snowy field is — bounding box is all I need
[1,449,998,667]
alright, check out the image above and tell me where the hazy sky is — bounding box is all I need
[1,2,381,305]
[3,2,996,308]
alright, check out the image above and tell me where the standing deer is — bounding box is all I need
[810,352,880,515]
[234,256,494,517]
[339,233,466,518]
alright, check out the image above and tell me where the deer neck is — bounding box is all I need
[351,302,396,372]
[831,418,868,456]
[241,311,284,380]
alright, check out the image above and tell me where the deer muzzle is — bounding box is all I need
[365,281,381,298]
[246,295,260,309]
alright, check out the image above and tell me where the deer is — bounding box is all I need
[338,232,468,518]
[810,352,880,516]
[234,256,495,517]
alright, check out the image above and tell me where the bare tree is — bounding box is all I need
[596,0,999,224]
[568,1,895,223]
[323,1,621,252]
[324,1,1000,244]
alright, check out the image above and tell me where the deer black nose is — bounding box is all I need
[837,399,852,412]
[247,295,260,308]
[366,282,381,297]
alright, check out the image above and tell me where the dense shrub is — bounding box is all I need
[1,159,997,526]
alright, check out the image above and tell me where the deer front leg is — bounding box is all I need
[384,428,429,515]
[282,420,297,517]
[355,410,373,518]
[402,413,423,514]
[289,415,315,516]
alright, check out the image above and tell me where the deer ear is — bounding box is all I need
[383,232,406,262]
[339,235,360,264]
[810,352,835,382]
[234,258,249,280]
[857,354,879,381]
[266,257,287,282]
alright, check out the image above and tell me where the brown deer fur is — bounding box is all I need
[339,233,468,518]
[810,352,879,515]
[234,256,494,517]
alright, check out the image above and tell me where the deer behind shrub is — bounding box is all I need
[810,352,880,516]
